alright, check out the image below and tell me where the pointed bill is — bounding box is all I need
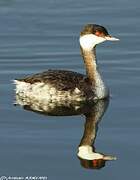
[105,36,120,41]
[103,155,117,161]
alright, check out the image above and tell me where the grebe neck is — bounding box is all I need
[81,47,97,84]
[80,47,109,99]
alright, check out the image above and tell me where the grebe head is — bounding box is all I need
[80,24,119,50]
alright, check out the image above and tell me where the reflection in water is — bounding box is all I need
[78,99,116,169]
[15,94,116,169]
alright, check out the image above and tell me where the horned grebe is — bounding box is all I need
[14,24,119,102]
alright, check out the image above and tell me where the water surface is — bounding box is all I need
[0,0,140,179]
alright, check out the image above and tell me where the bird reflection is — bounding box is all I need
[77,99,116,169]
[15,95,116,169]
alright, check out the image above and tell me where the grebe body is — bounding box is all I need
[14,24,119,102]
[14,69,108,102]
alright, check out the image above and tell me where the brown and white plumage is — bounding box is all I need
[14,24,119,102]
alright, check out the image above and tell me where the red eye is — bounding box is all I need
[95,31,104,37]
[95,31,101,36]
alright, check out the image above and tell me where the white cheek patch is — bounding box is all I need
[79,34,106,50]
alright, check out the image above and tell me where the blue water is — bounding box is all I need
[0,0,140,179]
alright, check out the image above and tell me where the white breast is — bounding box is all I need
[94,70,109,99]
